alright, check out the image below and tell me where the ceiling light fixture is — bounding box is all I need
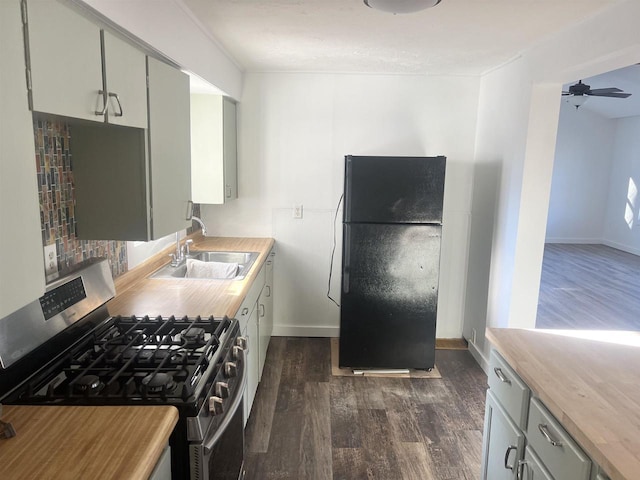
[364,0,442,14]
[567,95,589,109]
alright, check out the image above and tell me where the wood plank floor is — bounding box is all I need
[244,338,488,480]
[537,243,640,330]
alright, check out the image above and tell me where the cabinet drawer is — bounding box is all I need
[522,446,553,480]
[488,350,530,429]
[236,264,266,333]
[526,397,591,480]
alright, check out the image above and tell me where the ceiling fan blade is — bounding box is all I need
[588,92,631,98]
[588,87,623,95]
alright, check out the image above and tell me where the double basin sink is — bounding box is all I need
[149,251,260,280]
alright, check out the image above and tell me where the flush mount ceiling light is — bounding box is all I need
[364,0,442,14]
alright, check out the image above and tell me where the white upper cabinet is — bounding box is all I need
[147,57,192,239]
[190,94,238,204]
[25,0,147,128]
[102,30,148,129]
[0,0,46,318]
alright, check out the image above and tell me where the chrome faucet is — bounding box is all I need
[190,215,208,236]
[169,233,194,267]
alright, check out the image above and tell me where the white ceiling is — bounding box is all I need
[182,0,619,75]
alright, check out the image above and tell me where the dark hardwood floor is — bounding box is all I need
[537,244,640,330]
[244,338,488,480]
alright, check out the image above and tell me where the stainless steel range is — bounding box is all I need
[0,258,247,480]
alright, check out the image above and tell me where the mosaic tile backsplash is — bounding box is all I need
[34,119,127,278]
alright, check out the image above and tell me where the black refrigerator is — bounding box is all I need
[339,155,446,370]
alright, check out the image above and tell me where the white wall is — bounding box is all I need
[464,0,640,368]
[202,73,480,338]
[545,102,616,243]
[603,116,640,255]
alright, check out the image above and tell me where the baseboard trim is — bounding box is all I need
[272,325,340,337]
[545,238,601,244]
[467,340,489,374]
[601,239,640,257]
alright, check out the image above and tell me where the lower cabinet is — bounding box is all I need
[257,251,274,379]
[148,445,172,480]
[482,390,525,480]
[482,350,604,480]
[238,249,275,426]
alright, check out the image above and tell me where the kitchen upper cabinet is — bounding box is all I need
[147,57,192,238]
[24,0,147,128]
[72,58,191,241]
[190,94,237,204]
[0,0,46,319]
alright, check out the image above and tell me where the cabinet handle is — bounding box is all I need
[538,423,563,447]
[504,445,517,471]
[94,90,109,116]
[241,307,249,315]
[516,459,527,480]
[259,304,265,317]
[108,92,123,117]
[266,285,271,297]
[493,367,511,385]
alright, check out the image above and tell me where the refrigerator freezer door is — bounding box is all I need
[344,155,446,224]
[339,223,441,369]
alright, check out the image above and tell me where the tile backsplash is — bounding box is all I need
[34,119,127,278]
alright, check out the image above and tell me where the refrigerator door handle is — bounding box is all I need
[343,224,351,294]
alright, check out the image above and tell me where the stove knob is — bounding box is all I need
[236,336,248,350]
[232,345,243,360]
[209,396,224,416]
[215,381,230,399]
[224,361,238,378]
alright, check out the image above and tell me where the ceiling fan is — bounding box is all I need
[562,80,632,109]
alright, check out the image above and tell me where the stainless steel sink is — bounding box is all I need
[149,251,260,280]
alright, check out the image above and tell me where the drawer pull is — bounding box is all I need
[504,445,517,470]
[493,367,511,385]
[538,423,563,447]
[516,460,527,480]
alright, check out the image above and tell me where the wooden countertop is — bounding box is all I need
[0,405,178,480]
[486,328,640,480]
[108,236,275,318]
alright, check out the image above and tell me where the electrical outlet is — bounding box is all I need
[293,204,303,219]
[44,244,58,276]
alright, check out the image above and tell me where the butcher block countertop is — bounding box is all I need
[109,236,275,318]
[0,405,178,480]
[486,328,640,480]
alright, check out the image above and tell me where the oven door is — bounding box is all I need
[190,353,248,480]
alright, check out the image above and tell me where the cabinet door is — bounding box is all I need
[103,31,147,129]
[147,57,191,239]
[243,306,259,425]
[222,97,237,201]
[522,447,553,480]
[481,390,525,480]
[0,0,46,318]
[257,252,274,380]
[26,0,103,122]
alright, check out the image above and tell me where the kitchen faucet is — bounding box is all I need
[169,215,208,267]
[169,232,194,267]
[190,215,207,236]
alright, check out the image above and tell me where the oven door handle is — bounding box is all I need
[203,350,248,455]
